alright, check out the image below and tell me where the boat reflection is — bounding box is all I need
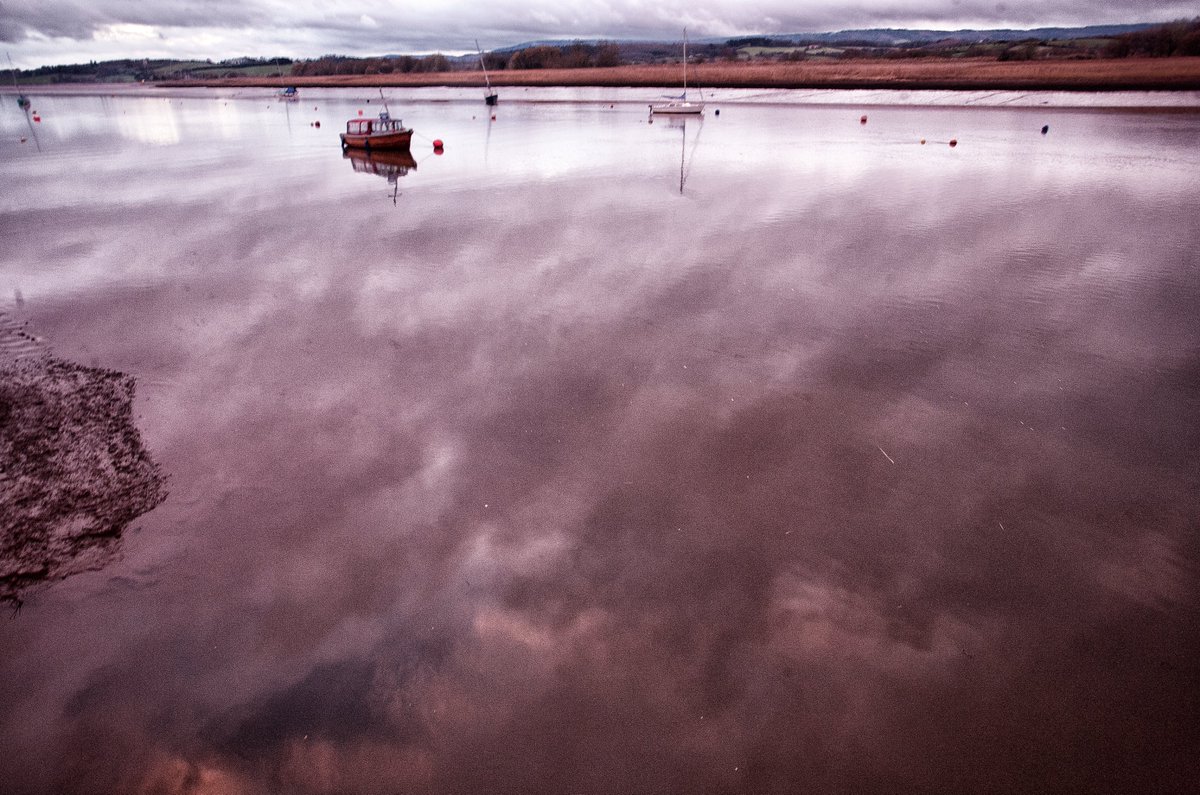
[344,148,417,182]
[344,149,418,204]
[654,115,703,194]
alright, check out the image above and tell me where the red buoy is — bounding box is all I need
[433,139,444,149]
[949,138,958,147]
[860,115,868,124]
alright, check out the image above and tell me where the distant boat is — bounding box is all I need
[651,30,704,116]
[340,91,413,151]
[277,86,299,101]
[477,39,498,106]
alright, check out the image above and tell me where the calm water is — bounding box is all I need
[2,86,1199,793]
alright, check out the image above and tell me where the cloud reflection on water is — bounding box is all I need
[1,100,1198,793]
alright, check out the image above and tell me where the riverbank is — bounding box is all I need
[158,56,1200,92]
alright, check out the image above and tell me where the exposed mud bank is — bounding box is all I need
[1,348,166,608]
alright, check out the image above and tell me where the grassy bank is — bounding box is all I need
[160,57,1200,92]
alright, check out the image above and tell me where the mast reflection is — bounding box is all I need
[343,149,418,204]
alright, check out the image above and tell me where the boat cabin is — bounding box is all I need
[345,114,406,136]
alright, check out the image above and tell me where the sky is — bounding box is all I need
[1,0,1195,69]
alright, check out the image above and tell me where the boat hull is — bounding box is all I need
[651,102,704,115]
[340,130,414,150]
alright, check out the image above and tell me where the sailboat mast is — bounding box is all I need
[476,39,493,92]
[7,52,20,91]
[682,29,688,97]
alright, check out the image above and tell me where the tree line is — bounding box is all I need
[1107,18,1200,57]
[289,42,621,76]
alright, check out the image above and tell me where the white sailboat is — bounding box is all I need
[651,30,704,115]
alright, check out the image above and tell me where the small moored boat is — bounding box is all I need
[477,39,498,106]
[651,29,704,116]
[7,52,30,110]
[340,94,412,151]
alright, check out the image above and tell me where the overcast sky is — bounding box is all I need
[2,1,1195,69]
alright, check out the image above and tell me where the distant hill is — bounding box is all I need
[499,24,1158,51]
[721,24,1158,47]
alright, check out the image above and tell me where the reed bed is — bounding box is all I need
[167,57,1200,91]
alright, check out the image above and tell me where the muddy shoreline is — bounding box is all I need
[0,351,166,608]
[159,56,1200,92]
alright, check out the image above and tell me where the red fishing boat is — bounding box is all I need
[340,93,413,151]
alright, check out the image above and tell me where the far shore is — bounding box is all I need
[158,57,1200,92]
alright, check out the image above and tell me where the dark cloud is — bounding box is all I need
[1,0,264,42]
[3,1,1198,62]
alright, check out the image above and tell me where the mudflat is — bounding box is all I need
[0,353,166,608]
[165,56,1200,91]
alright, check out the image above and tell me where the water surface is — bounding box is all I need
[2,87,1199,793]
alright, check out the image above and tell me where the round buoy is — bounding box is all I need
[358,109,363,116]
[313,120,320,128]
[491,114,496,120]
[1041,125,1049,135]
[920,138,926,145]
[433,139,444,149]
[32,115,40,122]
[860,115,868,124]
[949,139,958,147]
[715,109,720,116]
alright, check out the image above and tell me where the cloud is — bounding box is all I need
[2,121,1196,791]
